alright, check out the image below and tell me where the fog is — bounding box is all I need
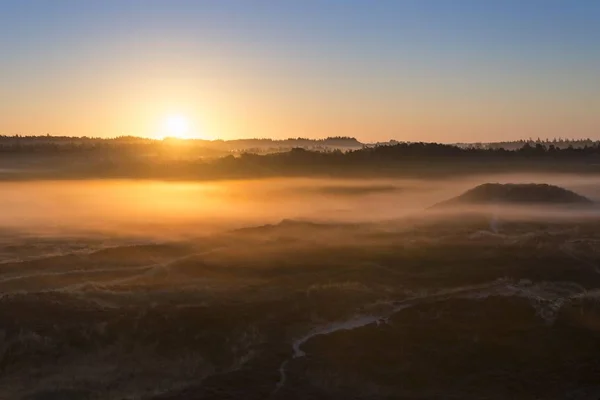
[4,173,600,399]
[1,172,600,239]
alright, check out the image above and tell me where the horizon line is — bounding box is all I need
[0,134,598,145]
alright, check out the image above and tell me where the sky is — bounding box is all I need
[0,0,599,143]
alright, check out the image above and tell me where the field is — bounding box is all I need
[1,177,600,399]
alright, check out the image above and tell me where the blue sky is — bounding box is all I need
[0,0,599,141]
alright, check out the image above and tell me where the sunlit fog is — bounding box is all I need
[1,173,599,237]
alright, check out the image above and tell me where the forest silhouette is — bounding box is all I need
[2,136,600,180]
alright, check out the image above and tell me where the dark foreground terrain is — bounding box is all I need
[2,203,600,399]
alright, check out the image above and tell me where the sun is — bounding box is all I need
[162,114,190,139]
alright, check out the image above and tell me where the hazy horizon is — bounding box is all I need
[4,134,600,144]
[5,3,600,398]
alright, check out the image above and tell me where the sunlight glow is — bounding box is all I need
[162,115,190,139]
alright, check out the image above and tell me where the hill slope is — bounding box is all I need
[432,183,594,208]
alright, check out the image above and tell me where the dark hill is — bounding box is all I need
[432,183,594,208]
